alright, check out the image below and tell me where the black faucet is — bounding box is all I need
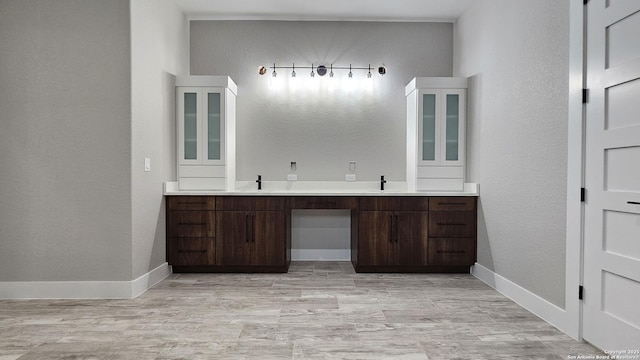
[380,175,387,191]
[256,175,262,190]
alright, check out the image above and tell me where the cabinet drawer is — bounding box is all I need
[167,196,215,211]
[290,196,356,209]
[429,211,475,238]
[168,211,215,237]
[216,196,287,210]
[168,237,215,266]
[255,197,287,211]
[359,197,428,211]
[428,197,476,211]
[428,238,475,266]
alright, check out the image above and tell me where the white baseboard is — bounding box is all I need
[291,249,351,261]
[0,262,170,299]
[131,262,172,298]
[471,263,572,335]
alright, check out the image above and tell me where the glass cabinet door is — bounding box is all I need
[178,87,202,165]
[184,92,198,160]
[207,92,221,161]
[203,88,225,165]
[422,93,437,161]
[442,89,465,166]
[445,94,459,161]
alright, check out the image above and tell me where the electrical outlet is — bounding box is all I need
[349,161,356,172]
[287,174,298,181]
[345,174,356,182]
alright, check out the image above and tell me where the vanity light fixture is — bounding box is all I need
[259,63,387,78]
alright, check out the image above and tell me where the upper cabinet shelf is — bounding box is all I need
[406,77,467,192]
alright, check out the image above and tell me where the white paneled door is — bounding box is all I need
[583,0,640,350]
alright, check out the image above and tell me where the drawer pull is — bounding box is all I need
[178,222,206,226]
[437,223,466,226]
[628,201,640,205]
[437,202,467,205]
[178,201,207,205]
[437,250,466,254]
[177,250,207,253]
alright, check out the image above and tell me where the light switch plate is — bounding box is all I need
[144,158,151,172]
[287,174,298,181]
[345,174,356,182]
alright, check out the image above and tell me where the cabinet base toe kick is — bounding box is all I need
[353,265,471,274]
[172,265,289,273]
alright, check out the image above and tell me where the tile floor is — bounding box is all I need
[0,262,604,359]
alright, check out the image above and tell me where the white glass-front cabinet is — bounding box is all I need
[176,76,237,190]
[406,77,467,191]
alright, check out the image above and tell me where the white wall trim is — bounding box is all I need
[131,262,172,298]
[291,249,351,261]
[472,263,573,336]
[0,263,170,300]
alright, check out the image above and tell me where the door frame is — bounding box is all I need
[565,0,586,340]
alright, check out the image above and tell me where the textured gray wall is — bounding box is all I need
[131,0,188,279]
[0,0,132,281]
[190,21,453,182]
[454,0,569,307]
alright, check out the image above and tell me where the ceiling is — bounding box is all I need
[172,0,474,22]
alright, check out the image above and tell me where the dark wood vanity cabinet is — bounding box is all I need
[167,194,476,273]
[216,197,288,271]
[427,197,477,267]
[167,196,289,272]
[355,197,429,271]
[354,196,476,272]
[357,210,428,267]
[166,196,216,267]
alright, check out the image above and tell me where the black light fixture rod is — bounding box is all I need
[269,64,374,70]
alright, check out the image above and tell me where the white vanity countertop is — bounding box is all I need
[164,181,479,197]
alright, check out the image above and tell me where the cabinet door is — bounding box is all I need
[418,90,440,165]
[417,89,465,166]
[216,211,252,266]
[177,87,202,165]
[396,211,428,266]
[252,211,286,266]
[202,87,225,165]
[441,89,465,166]
[358,211,395,266]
